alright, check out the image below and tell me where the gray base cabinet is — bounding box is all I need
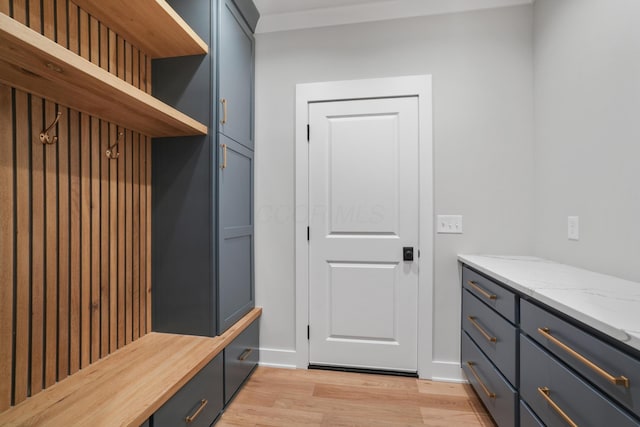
[224,317,259,404]
[153,355,224,427]
[460,264,640,427]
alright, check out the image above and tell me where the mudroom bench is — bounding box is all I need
[0,308,261,427]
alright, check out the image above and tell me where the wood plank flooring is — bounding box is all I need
[218,367,495,426]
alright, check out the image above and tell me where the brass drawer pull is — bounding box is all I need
[185,399,208,423]
[220,98,227,124]
[220,143,227,169]
[239,348,253,361]
[537,387,578,427]
[537,327,630,388]
[467,280,497,300]
[466,362,496,399]
[467,316,497,343]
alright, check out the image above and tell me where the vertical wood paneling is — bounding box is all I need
[30,93,45,397]
[124,129,132,345]
[2,0,152,409]
[132,133,140,341]
[29,0,45,397]
[117,35,126,350]
[0,83,14,411]
[56,0,71,383]
[69,106,81,376]
[14,87,30,407]
[100,22,110,359]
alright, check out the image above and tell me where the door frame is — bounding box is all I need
[294,75,434,379]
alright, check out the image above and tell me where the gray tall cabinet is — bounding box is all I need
[152,0,257,337]
[151,0,258,420]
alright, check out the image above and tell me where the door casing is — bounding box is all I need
[294,75,434,379]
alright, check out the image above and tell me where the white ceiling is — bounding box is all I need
[254,0,533,33]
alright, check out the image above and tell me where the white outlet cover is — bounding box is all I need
[437,215,463,234]
[568,216,579,240]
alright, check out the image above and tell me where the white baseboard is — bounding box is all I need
[430,360,466,383]
[258,347,297,369]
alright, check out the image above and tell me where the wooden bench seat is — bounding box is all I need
[0,308,261,427]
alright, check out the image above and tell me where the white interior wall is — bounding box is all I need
[533,0,640,282]
[254,5,534,376]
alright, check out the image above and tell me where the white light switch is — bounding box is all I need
[437,215,463,234]
[568,216,579,240]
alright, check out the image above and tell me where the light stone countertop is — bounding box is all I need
[457,255,640,353]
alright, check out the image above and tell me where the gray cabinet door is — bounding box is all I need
[218,134,254,333]
[218,0,254,150]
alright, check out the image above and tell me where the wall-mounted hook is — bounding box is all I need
[39,111,62,144]
[106,132,124,160]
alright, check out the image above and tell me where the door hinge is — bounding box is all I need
[418,250,421,258]
[307,226,310,241]
[307,124,310,141]
[307,325,310,340]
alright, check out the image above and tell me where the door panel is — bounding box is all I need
[309,97,419,372]
[218,0,254,149]
[218,134,254,333]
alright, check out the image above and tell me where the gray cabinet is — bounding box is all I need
[153,355,224,427]
[224,316,259,404]
[460,264,640,427]
[152,0,258,337]
[218,0,254,150]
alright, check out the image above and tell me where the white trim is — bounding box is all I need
[256,0,532,33]
[431,361,466,383]
[294,75,434,379]
[258,348,298,369]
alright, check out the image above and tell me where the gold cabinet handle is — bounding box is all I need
[220,143,227,169]
[220,98,227,124]
[537,327,629,388]
[467,281,497,300]
[537,387,578,427]
[185,399,208,423]
[466,362,496,399]
[238,348,253,361]
[467,316,497,343]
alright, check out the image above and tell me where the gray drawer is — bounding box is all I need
[520,334,639,427]
[462,266,516,323]
[461,332,517,427]
[154,354,224,427]
[462,289,517,386]
[520,400,544,427]
[225,317,259,404]
[521,299,640,418]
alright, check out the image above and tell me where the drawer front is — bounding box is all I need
[154,354,224,427]
[520,334,639,427]
[461,332,517,427]
[225,317,259,404]
[520,400,544,427]
[462,289,517,386]
[462,266,516,323]
[521,299,640,418]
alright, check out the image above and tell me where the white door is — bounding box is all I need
[308,96,420,372]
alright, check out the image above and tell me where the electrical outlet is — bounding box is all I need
[568,216,579,240]
[437,215,463,234]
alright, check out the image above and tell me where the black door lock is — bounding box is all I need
[403,247,414,261]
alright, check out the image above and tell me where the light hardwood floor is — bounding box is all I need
[218,367,495,426]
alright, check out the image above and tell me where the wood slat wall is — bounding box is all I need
[0,0,152,411]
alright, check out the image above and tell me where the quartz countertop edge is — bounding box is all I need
[458,254,640,353]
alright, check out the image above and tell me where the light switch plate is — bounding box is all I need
[437,215,463,234]
[568,216,579,240]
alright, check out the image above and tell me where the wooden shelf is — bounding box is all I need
[0,308,262,427]
[0,13,207,138]
[72,0,208,58]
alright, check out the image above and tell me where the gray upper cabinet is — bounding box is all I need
[218,0,254,150]
[152,0,258,337]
